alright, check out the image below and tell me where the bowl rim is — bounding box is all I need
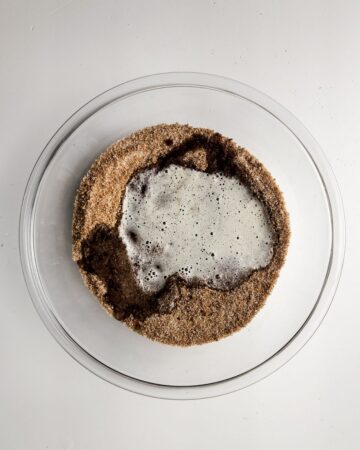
[19,71,346,400]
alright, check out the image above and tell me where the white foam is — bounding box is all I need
[119,164,274,293]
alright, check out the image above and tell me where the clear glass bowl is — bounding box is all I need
[20,72,345,399]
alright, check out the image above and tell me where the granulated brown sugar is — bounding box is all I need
[72,124,290,346]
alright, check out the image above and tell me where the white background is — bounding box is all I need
[1,1,359,449]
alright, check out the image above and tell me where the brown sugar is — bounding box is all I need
[72,123,290,346]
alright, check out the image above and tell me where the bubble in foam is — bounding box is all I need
[119,164,274,293]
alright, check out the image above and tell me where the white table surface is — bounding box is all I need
[1,1,359,449]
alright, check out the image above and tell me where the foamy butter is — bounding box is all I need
[119,165,274,292]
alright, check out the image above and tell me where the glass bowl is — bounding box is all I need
[20,72,345,399]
